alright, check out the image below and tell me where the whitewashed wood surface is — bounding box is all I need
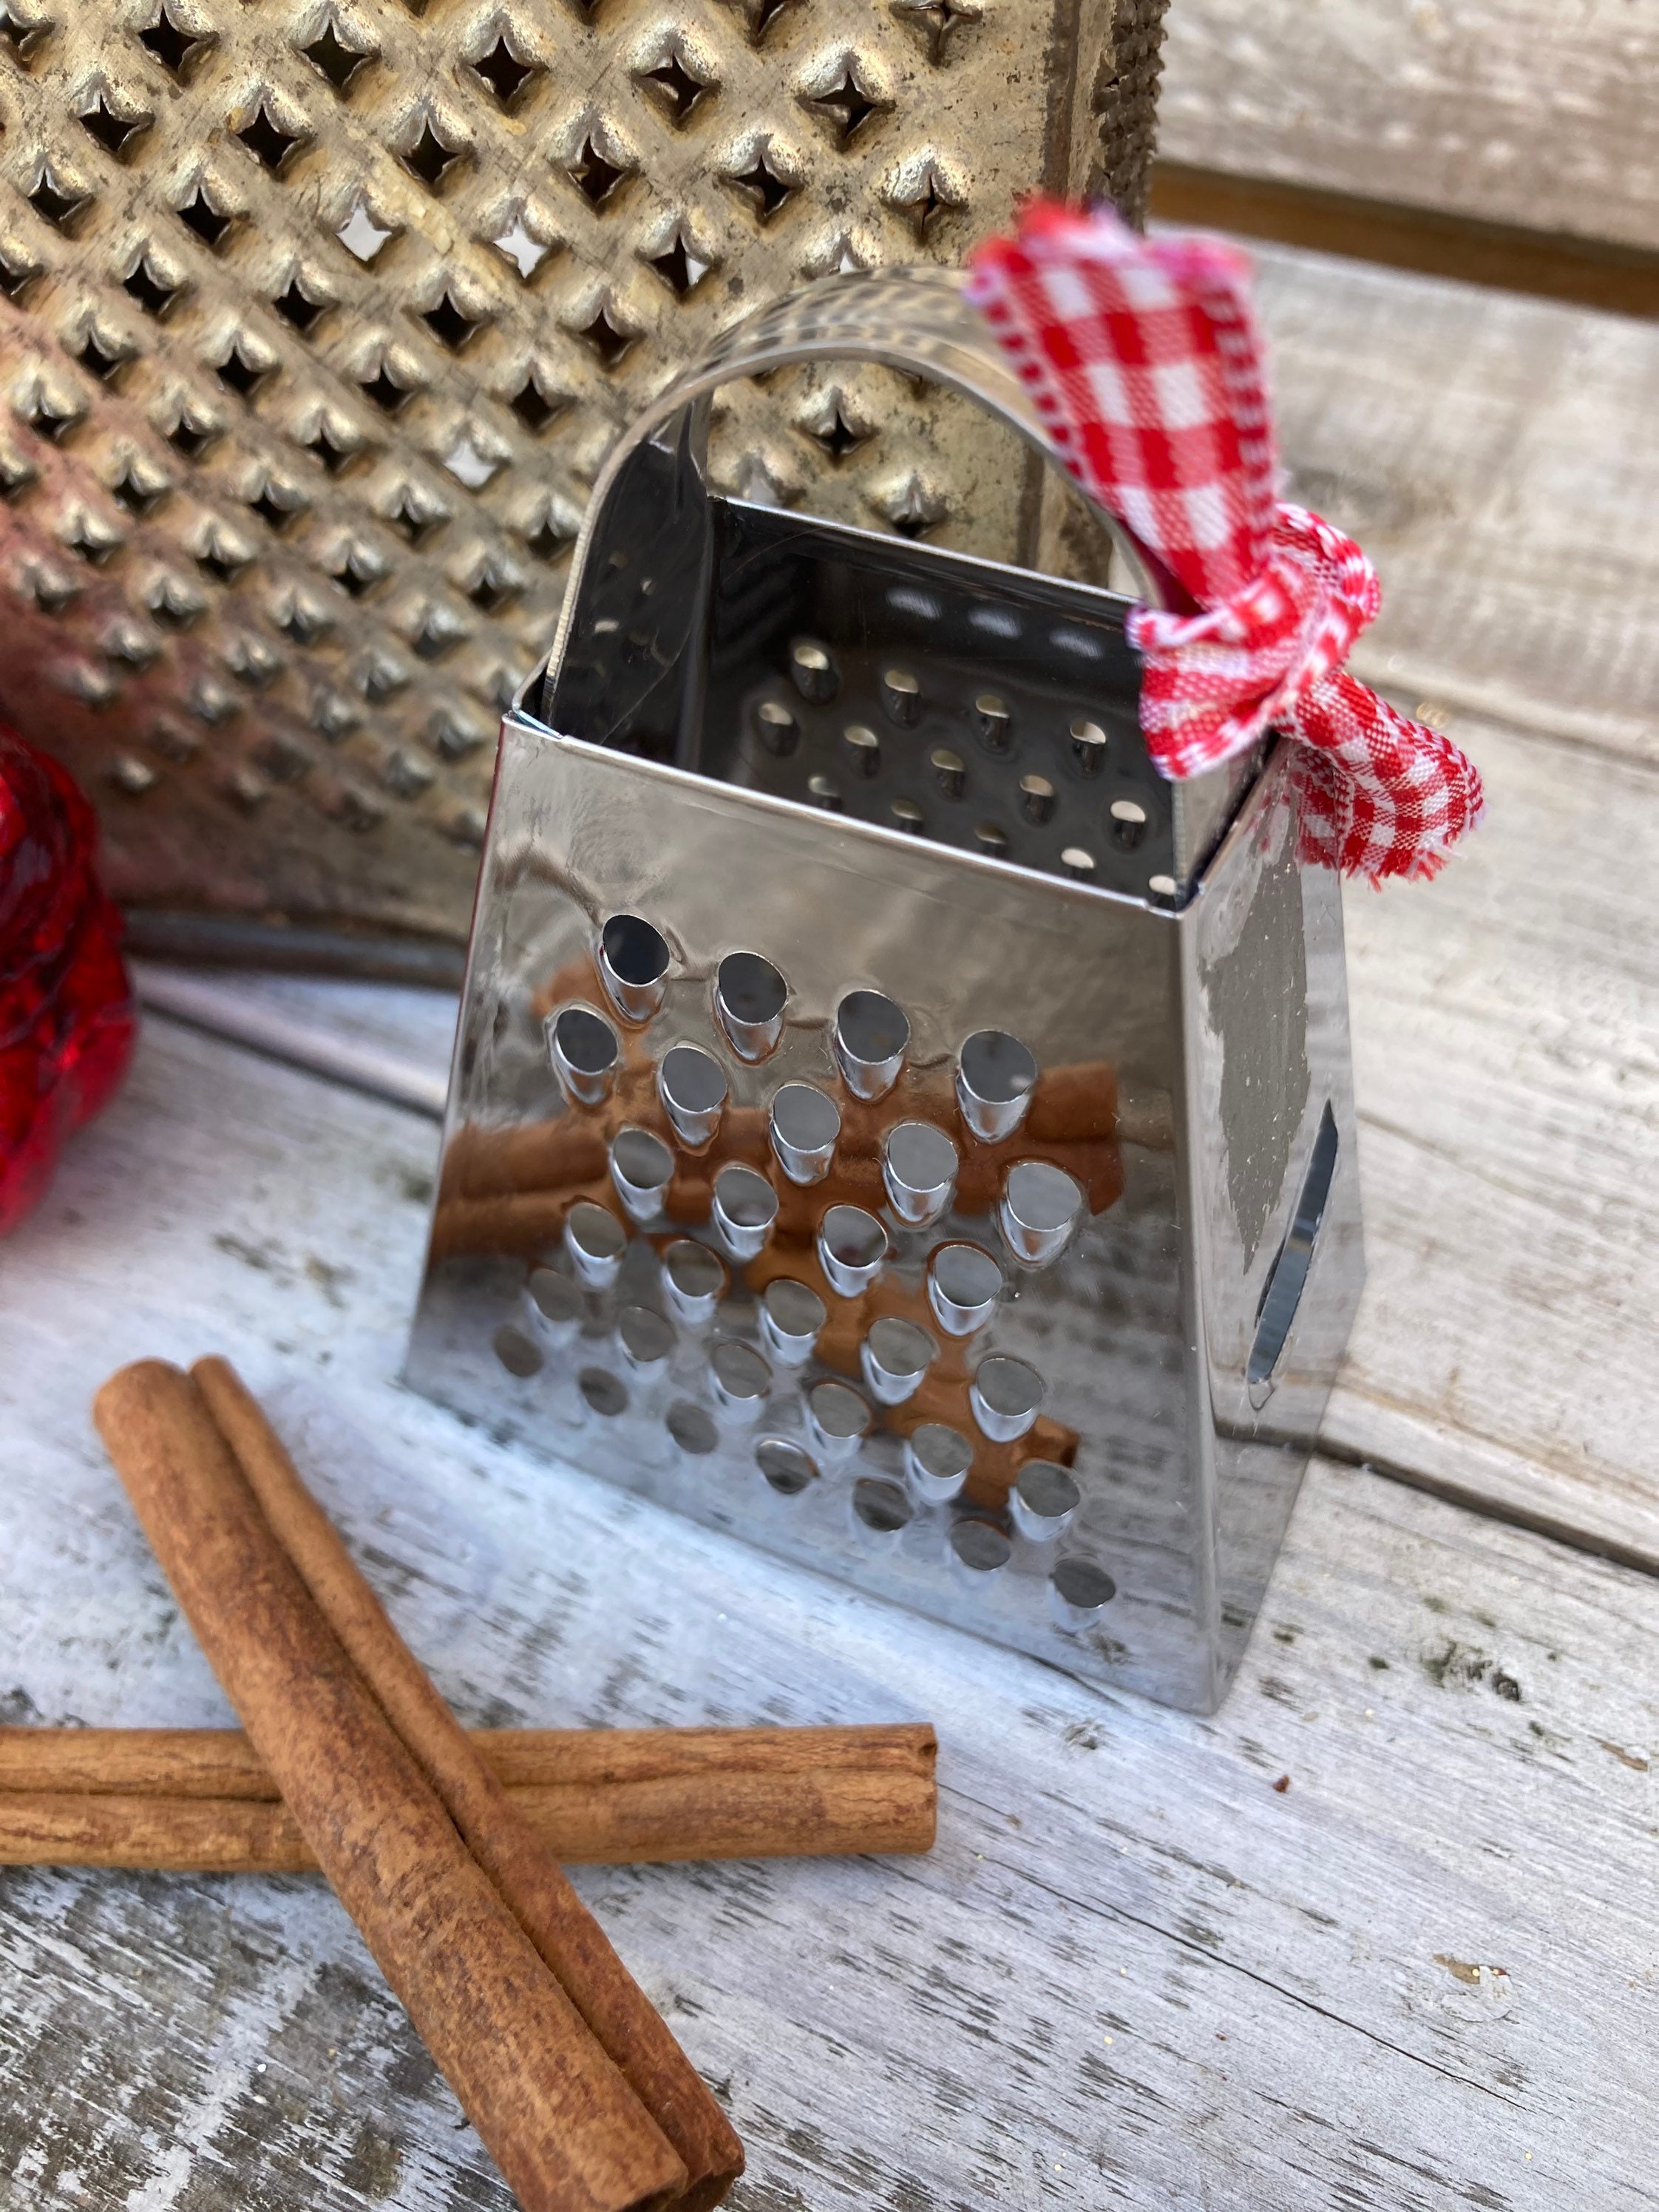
[2,1012,1656,2211]
[1252,243,1659,767]
[1161,0,1659,251]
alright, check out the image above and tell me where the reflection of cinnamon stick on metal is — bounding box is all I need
[0,1723,938,1873]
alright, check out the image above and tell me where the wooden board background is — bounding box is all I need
[1161,0,1659,251]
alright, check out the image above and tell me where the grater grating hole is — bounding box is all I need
[808,1378,872,1456]
[906,1421,972,1503]
[548,1002,620,1105]
[302,21,376,95]
[470,34,543,107]
[609,1125,675,1221]
[659,1042,728,1147]
[714,949,787,1061]
[668,1401,718,1455]
[861,1316,936,1405]
[600,912,671,1020]
[883,1120,957,1224]
[492,1323,543,1378]
[927,1240,1002,1335]
[1020,773,1055,825]
[662,1238,727,1323]
[237,100,310,174]
[971,1353,1045,1442]
[566,1198,628,1287]
[818,1204,889,1297]
[834,989,909,1100]
[759,1276,826,1365]
[1070,718,1107,774]
[770,1082,841,1185]
[1051,1555,1117,1621]
[957,1028,1037,1142]
[757,1438,817,1495]
[1110,797,1147,851]
[636,49,716,126]
[950,1519,1012,1574]
[580,1367,628,1417]
[853,1477,913,1535]
[140,7,215,78]
[710,1338,772,1410]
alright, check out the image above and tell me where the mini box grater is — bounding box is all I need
[405,268,1365,1715]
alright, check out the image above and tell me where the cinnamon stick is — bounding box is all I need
[191,1357,744,2212]
[93,1360,685,2212]
[0,1723,938,1870]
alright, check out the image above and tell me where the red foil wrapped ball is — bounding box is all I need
[0,725,136,1235]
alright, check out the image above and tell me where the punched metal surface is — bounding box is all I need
[0,0,1167,938]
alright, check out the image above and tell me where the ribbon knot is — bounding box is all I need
[966,202,1485,883]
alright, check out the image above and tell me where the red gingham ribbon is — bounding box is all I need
[965,200,1484,882]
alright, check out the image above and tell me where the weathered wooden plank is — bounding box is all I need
[1,1017,1656,2208]
[1161,0,1659,254]
[1249,242,1659,766]
[1331,709,1659,1564]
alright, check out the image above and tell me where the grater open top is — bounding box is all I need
[406,269,1365,1715]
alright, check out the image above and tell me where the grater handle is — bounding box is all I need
[552,266,1163,683]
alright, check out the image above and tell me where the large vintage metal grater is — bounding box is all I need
[406,270,1365,1714]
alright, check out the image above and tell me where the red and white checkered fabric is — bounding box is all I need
[966,200,1484,881]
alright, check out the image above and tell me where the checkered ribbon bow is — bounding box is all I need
[966,200,1484,881]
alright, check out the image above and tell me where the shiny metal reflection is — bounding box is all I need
[617,1305,675,1374]
[905,1422,972,1504]
[609,1125,674,1224]
[957,1029,1037,1142]
[926,1241,1002,1335]
[817,1204,889,1296]
[1060,847,1097,882]
[710,1338,771,1415]
[770,1082,841,1185]
[714,949,787,1061]
[756,1436,818,1496]
[759,1276,827,1367]
[860,1317,936,1405]
[833,989,909,1102]
[546,1002,620,1106]
[711,1162,779,1261]
[661,1238,727,1326]
[971,1353,1045,1442]
[565,1200,627,1288]
[658,1042,727,1149]
[807,1378,872,1462]
[999,1159,1084,1267]
[598,913,671,1022]
[883,1121,957,1226]
[1050,1555,1117,1629]
[1011,1459,1080,1541]
[950,1519,1012,1575]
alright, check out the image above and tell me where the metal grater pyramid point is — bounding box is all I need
[0,0,1169,945]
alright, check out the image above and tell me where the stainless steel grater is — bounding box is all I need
[405,268,1365,1714]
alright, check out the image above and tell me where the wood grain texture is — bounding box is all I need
[1250,242,1659,765]
[1,1018,1657,2207]
[1160,0,1659,253]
